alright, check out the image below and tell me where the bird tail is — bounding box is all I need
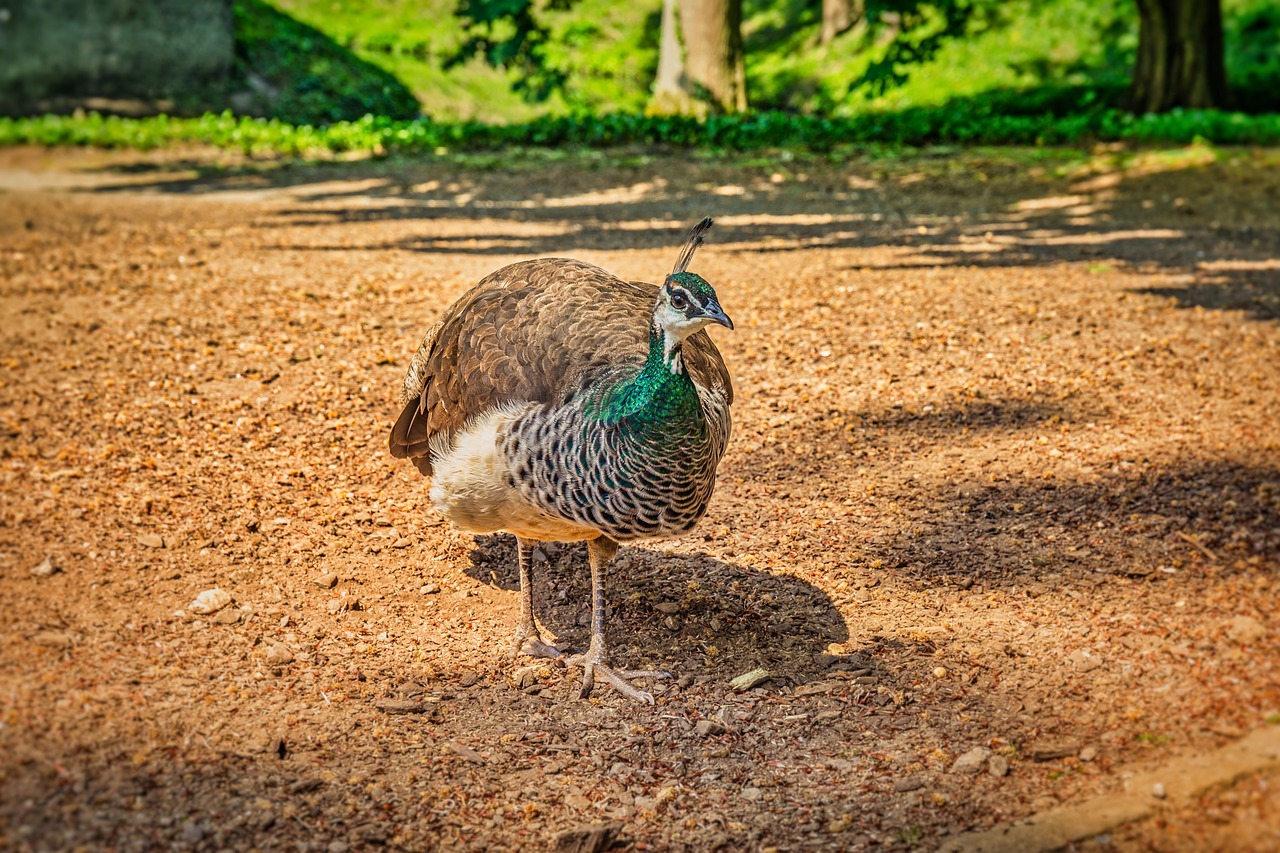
[672,216,714,275]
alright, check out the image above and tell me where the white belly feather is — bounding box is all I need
[428,405,597,541]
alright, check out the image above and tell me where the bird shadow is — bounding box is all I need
[462,535,856,683]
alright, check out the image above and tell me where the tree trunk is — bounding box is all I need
[650,0,694,113]
[677,0,746,113]
[820,0,863,45]
[1130,0,1227,112]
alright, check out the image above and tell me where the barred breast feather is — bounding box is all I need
[388,258,733,542]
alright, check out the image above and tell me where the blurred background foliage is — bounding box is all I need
[2,0,1276,150]
[250,0,1278,123]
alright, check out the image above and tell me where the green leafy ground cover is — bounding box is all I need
[4,105,1278,158]
[260,0,1278,122]
[7,0,1276,152]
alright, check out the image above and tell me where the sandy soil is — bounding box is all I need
[1,143,1278,852]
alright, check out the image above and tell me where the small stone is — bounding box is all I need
[445,741,486,763]
[729,668,770,692]
[327,841,349,853]
[212,609,241,625]
[1069,649,1104,672]
[374,698,430,715]
[513,666,540,689]
[893,777,926,792]
[313,573,338,590]
[551,822,621,853]
[31,557,59,577]
[327,598,361,614]
[827,814,854,833]
[933,666,949,678]
[266,645,294,666]
[1226,615,1266,645]
[654,601,681,615]
[420,582,440,595]
[951,746,990,774]
[189,588,232,615]
[694,719,727,738]
[1152,782,1166,799]
[1031,741,1080,761]
[179,821,204,845]
[741,786,763,802]
[988,754,1010,777]
[137,534,166,549]
[1079,746,1098,762]
[32,631,74,649]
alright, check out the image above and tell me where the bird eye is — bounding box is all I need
[671,292,689,310]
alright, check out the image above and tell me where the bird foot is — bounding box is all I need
[518,636,568,662]
[512,625,568,663]
[566,651,670,704]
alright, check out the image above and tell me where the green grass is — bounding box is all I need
[264,0,655,121]
[4,105,1279,159]
[232,0,421,124]
[248,0,1278,124]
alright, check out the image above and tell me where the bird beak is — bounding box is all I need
[702,299,734,330]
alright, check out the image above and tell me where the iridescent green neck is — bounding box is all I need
[590,324,702,425]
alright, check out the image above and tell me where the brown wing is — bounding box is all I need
[388,259,732,476]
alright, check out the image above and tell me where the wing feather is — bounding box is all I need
[389,258,733,476]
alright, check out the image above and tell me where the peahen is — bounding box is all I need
[389,218,734,703]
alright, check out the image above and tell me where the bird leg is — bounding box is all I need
[511,537,564,660]
[566,537,669,704]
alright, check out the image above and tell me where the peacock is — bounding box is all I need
[389,218,734,703]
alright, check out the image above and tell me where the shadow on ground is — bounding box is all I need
[463,536,853,682]
[79,148,1280,324]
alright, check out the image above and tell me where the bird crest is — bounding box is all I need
[671,216,714,276]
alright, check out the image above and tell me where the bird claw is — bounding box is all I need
[517,636,567,663]
[568,654,669,704]
[512,625,568,663]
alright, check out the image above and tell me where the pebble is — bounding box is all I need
[420,582,440,594]
[654,601,681,615]
[313,573,338,590]
[893,777,926,792]
[1031,741,1080,761]
[327,598,361,614]
[512,666,540,689]
[988,754,1010,777]
[827,814,854,833]
[1226,615,1266,645]
[729,668,770,692]
[951,746,990,774]
[1069,649,1104,672]
[179,821,204,844]
[266,645,294,666]
[137,534,166,549]
[741,786,763,802]
[1079,746,1098,762]
[32,630,74,649]
[445,741,486,763]
[189,588,232,615]
[694,719,727,737]
[373,698,431,715]
[1152,782,1166,799]
[31,557,59,577]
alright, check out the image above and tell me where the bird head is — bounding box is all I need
[655,271,734,341]
[652,216,733,356]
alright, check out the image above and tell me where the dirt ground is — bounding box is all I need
[1,142,1278,852]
